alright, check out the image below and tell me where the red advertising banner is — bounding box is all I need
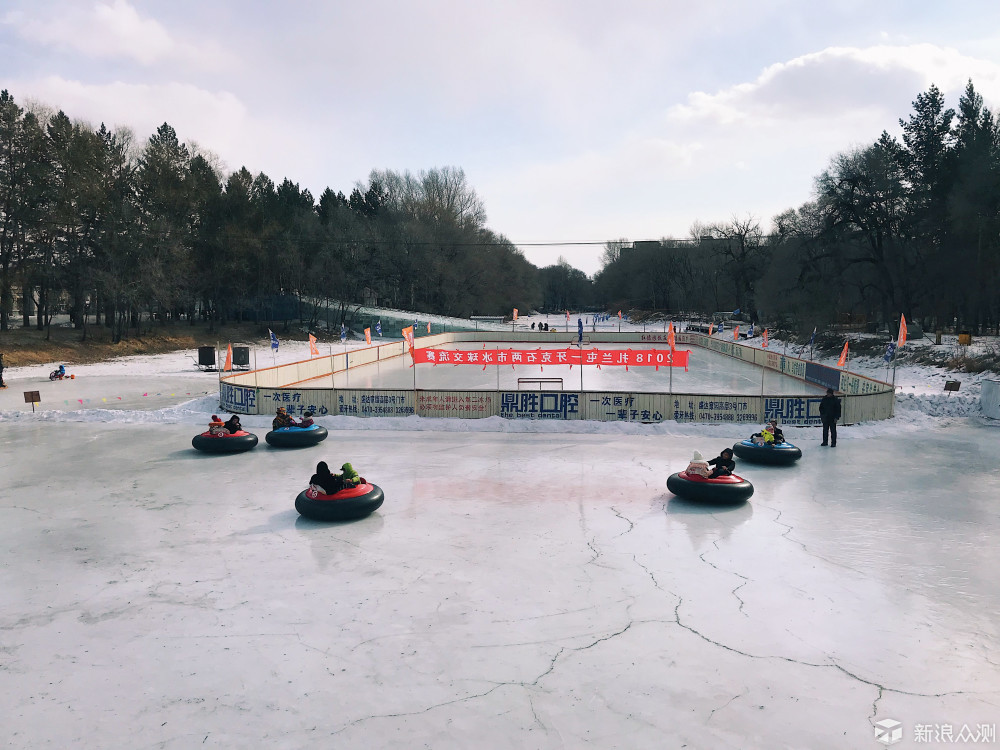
[412,347,689,370]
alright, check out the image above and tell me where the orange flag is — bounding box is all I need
[733,326,740,340]
[617,310,622,319]
[708,323,714,336]
[426,322,431,334]
[308,334,319,357]
[402,325,415,354]
[763,329,769,348]
[667,321,675,350]
[364,327,372,345]
[223,343,232,371]
[897,314,907,348]
[513,308,518,321]
[837,340,849,367]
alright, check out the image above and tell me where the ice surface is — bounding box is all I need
[1,329,998,748]
[311,341,828,394]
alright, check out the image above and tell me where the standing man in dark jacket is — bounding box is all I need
[819,388,841,447]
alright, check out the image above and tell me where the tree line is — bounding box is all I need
[595,80,1000,335]
[0,90,544,340]
[4,81,999,341]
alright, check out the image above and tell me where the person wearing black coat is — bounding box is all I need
[223,414,242,434]
[309,461,343,495]
[766,419,785,444]
[819,388,841,447]
[708,448,736,477]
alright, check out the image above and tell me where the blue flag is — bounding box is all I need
[733,308,741,316]
[748,322,754,337]
[269,329,279,352]
[375,320,382,337]
[340,323,347,343]
[809,327,817,346]
[883,342,896,363]
[577,318,584,343]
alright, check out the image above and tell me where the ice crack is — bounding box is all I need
[673,597,972,700]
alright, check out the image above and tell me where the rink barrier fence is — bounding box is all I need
[982,379,1000,420]
[219,332,894,425]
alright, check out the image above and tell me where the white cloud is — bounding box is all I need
[6,76,301,183]
[3,0,236,69]
[485,42,1000,273]
[669,44,1000,127]
[20,76,245,142]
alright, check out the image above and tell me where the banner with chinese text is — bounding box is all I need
[411,347,690,369]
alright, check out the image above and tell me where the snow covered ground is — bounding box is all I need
[1,317,998,748]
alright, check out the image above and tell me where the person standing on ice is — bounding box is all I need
[819,388,841,447]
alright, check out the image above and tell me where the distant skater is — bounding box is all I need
[820,388,841,447]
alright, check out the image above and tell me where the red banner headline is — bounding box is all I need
[412,347,689,369]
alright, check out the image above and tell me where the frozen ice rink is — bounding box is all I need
[311,342,828,394]
[1,344,998,748]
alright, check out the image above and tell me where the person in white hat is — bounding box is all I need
[685,450,712,477]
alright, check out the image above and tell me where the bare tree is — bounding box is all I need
[600,238,629,268]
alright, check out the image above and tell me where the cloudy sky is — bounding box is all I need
[4,1,1000,275]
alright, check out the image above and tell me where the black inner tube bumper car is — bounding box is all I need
[732,439,802,465]
[192,430,259,453]
[295,483,384,521]
[265,424,329,448]
[667,471,754,503]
